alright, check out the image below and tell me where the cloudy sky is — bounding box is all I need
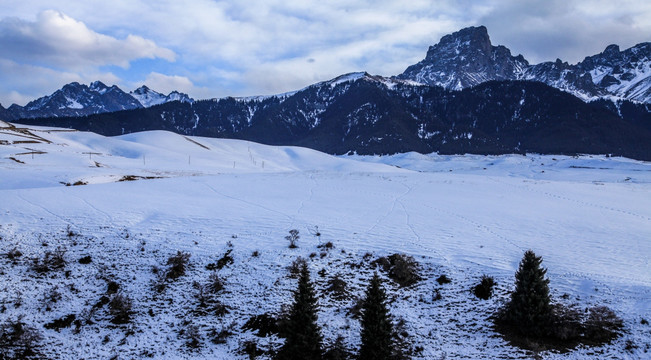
[0,0,649,106]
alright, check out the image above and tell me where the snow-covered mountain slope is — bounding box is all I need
[399,26,651,103]
[579,43,651,103]
[0,122,398,190]
[130,85,193,108]
[1,124,650,359]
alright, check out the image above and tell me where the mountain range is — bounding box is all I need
[399,26,651,103]
[1,81,193,119]
[5,26,651,160]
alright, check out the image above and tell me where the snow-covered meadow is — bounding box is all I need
[1,122,650,359]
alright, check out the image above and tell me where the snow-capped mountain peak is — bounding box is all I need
[89,81,109,94]
[399,26,651,103]
[398,26,529,89]
[129,86,193,107]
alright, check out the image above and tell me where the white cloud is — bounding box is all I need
[0,1,649,102]
[140,73,194,95]
[0,10,175,70]
[477,0,651,63]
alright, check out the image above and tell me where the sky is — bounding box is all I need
[0,0,649,107]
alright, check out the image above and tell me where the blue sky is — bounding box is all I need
[0,0,649,106]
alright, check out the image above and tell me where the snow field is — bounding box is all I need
[1,124,650,359]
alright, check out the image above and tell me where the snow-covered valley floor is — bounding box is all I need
[1,122,650,359]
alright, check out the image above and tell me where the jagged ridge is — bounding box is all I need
[398,26,651,103]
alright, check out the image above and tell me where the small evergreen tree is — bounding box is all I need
[504,250,552,336]
[276,263,323,360]
[359,273,394,360]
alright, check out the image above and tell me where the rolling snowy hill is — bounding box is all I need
[1,123,650,359]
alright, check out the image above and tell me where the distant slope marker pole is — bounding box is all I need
[82,152,101,160]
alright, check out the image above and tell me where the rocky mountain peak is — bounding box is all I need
[398,26,528,89]
[89,81,109,92]
[399,26,650,103]
[427,25,492,58]
[133,85,152,95]
[603,44,621,57]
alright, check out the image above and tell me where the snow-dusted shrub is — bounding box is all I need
[473,275,495,300]
[106,280,120,295]
[317,241,334,250]
[583,306,623,343]
[151,266,168,293]
[6,247,22,263]
[180,321,202,349]
[206,273,224,293]
[206,249,234,271]
[108,292,133,324]
[166,251,191,279]
[32,247,66,273]
[44,314,76,331]
[243,313,280,337]
[0,317,42,359]
[436,274,451,285]
[374,254,421,287]
[40,286,62,311]
[209,325,234,344]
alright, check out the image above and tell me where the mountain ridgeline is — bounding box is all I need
[15,74,651,159]
[6,26,651,160]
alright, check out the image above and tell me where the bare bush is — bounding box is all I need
[209,324,235,344]
[40,286,63,311]
[326,274,349,300]
[286,229,300,248]
[108,292,133,324]
[206,273,225,293]
[374,254,421,287]
[6,247,22,263]
[180,321,202,349]
[583,306,623,343]
[32,247,67,273]
[0,317,42,359]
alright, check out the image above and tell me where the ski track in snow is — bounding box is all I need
[489,176,651,223]
[203,181,295,224]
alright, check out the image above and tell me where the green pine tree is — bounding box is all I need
[359,273,394,360]
[276,263,323,360]
[505,250,552,336]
